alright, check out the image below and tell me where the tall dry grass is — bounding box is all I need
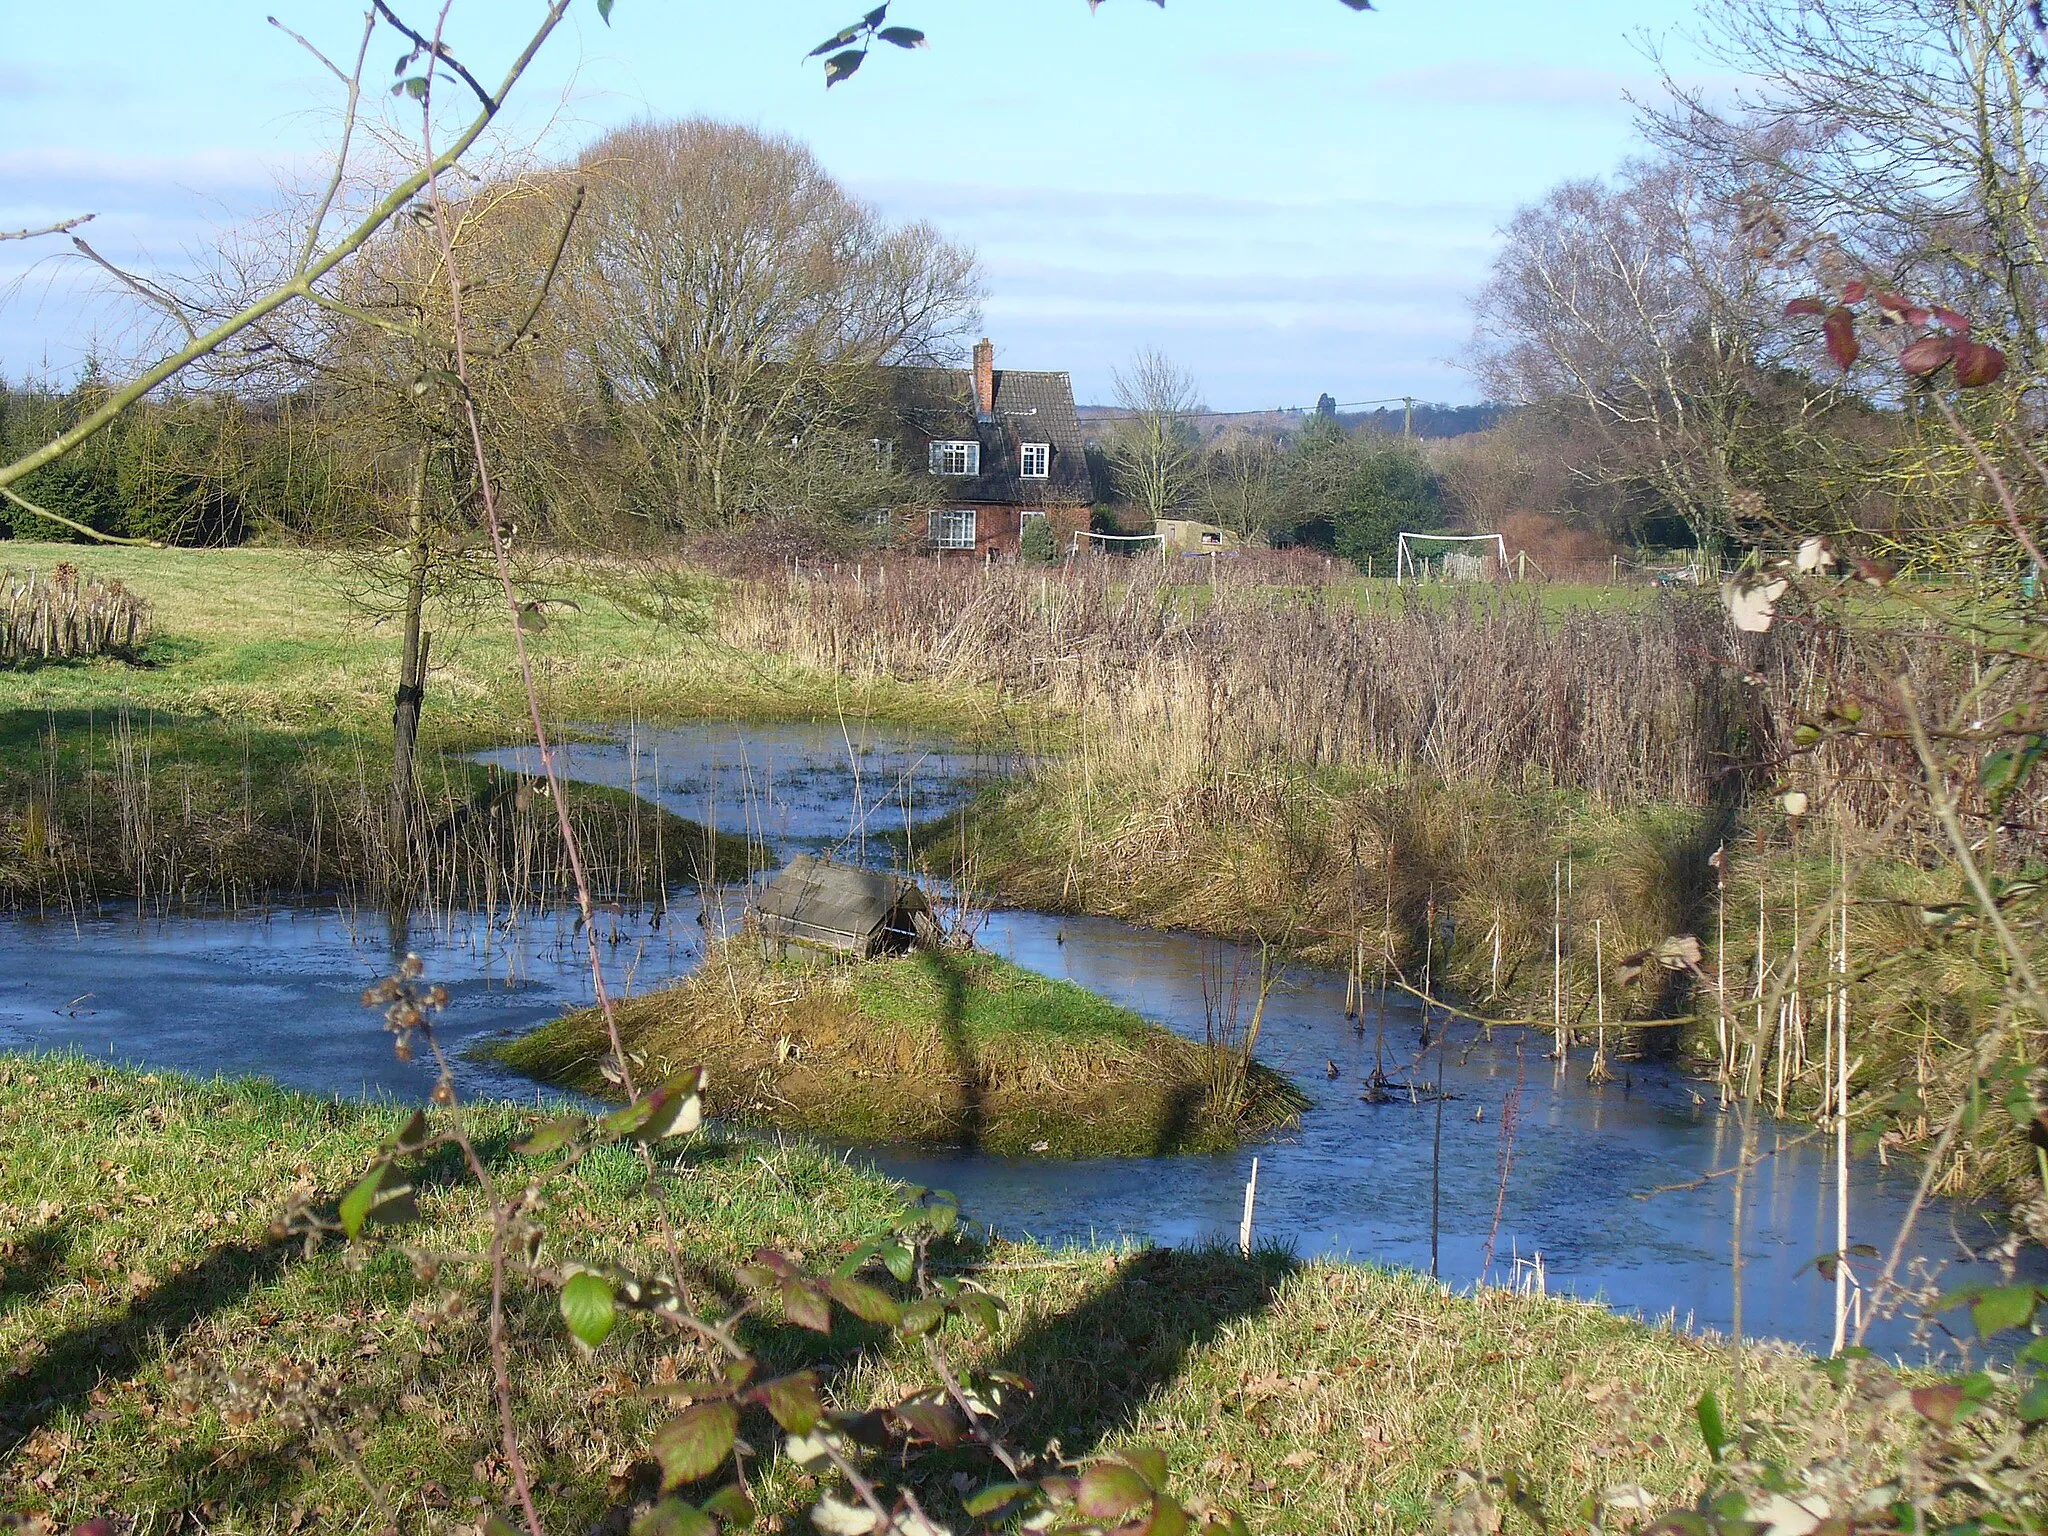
[723,558,1754,807]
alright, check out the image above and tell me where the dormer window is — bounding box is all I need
[1020,442,1050,480]
[930,440,980,477]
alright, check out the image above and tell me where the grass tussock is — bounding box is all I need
[499,939,1309,1157]
[0,1053,1823,1536]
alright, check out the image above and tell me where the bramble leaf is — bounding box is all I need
[561,1270,617,1348]
[1969,1284,2040,1338]
[826,1275,901,1327]
[654,1401,740,1488]
[1078,1462,1152,1521]
[629,1499,714,1536]
[757,1370,825,1434]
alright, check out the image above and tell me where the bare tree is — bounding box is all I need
[1468,156,1793,547]
[1199,432,1284,540]
[1104,348,1205,524]
[563,118,980,533]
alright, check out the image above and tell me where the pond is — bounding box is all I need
[1,719,2035,1360]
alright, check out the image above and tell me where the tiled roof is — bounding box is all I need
[885,364,1092,505]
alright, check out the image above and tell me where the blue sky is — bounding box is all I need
[0,1,1711,409]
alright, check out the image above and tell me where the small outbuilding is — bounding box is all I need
[753,855,935,959]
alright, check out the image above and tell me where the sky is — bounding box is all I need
[0,0,1715,410]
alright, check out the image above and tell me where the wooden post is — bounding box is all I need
[1239,1157,1260,1258]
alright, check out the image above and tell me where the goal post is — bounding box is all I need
[1394,531,1510,584]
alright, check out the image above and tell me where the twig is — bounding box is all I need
[0,485,165,547]
[0,213,94,242]
[374,0,497,109]
[70,236,200,342]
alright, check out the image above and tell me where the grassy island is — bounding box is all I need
[498,941,1311,1158]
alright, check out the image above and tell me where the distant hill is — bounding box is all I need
[1077,402,1502,443]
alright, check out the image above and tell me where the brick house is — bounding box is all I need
[878,339,1093,558]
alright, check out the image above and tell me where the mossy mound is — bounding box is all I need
[497,940,1308,1157]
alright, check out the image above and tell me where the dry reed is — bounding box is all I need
[1,563,152,664]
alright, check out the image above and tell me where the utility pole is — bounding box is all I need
[1403,396,1415,438]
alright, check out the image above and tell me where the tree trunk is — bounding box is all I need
[387,447,433,874]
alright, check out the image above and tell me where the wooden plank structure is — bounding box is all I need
[754,854,934,958]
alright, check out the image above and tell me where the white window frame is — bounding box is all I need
[872,438,895,472]
[1019,441,1051,480]
[929,508,978,550]
[930,439,980,477]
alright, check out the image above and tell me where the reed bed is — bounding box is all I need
[723,558,1753,808]
[0,563,152,664]
[0,710,749,917]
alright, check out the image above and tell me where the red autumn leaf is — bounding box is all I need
[1824,307,1860,370]
[1932,306,1971,333]
[1784,296,1827,318]
[1912,1384,1965,1426]
[1841,280,1868,304]
[1902,306,1933,328]
[1899,336,1956,376]
[1954,340,2008,388]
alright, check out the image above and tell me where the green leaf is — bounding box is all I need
[595,0,615,22]
[823,49,865,86]
[515,1115,586,1156]
[1969,1285,2040,1338]
[2018,1377,2048,1424]
[1078,1462,1152,1521]
[1143,1499,1190,1536]
[1202,1514,1253,1536]
[898,1299,943,1336]
[880,1241,915,1284]
[630,1499,714,1536]
[339,1162,388,1239]
[483,1515,522,1536]
[638,1069,707,1141]
[701,1485,756,1528]
[393,1109,430,1150]
[780,1278,833,1333]
[1120,1448,1168,1490]
[964,1483,1035,1518]
[826,1276,901,1327]
[1696,1390,1729,1462]
[757,1370,825,1434]
[561,1270,617,1348]
[893,1399,961,1447]
[808,25,862,57]
[877,26,926,47]
[654,1402,740,1489]
[960,1291,1004,1334]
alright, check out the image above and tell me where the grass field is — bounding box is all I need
[0,1053,1812,1535]
[498,942,1309,1157]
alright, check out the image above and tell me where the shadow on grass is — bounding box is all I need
[986,1244,1297,1461]
[0,1233,295,1456]
[0,1218,77,1315]
[930,951,988,1153]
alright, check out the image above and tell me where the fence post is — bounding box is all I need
[1239,1157,1260,1257]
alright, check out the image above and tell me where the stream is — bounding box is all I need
[2,719,2037,1360]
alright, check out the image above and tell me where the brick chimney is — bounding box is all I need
[972,338,995,420]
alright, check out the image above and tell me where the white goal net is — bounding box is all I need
[1395,532,1509,584]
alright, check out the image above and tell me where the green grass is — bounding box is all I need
[0,1053,1813,1535]
[499,941,1309,1158]
[850,950,1151,1046]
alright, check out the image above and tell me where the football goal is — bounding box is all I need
[1395,531,1509,584]
[1075,530,1166,557]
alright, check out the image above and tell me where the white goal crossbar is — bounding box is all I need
[1395,531,1509,584]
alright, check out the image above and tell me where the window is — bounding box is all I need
[930,439,980,476]
[929,509,977,549]
[1020,442,1050,480]
[872,438,894,471]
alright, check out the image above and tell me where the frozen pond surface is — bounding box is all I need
[1,719,2035,1359]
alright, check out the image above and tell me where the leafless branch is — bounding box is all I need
[0,213,94,242]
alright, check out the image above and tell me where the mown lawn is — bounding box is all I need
[0,1053,1807,1535]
